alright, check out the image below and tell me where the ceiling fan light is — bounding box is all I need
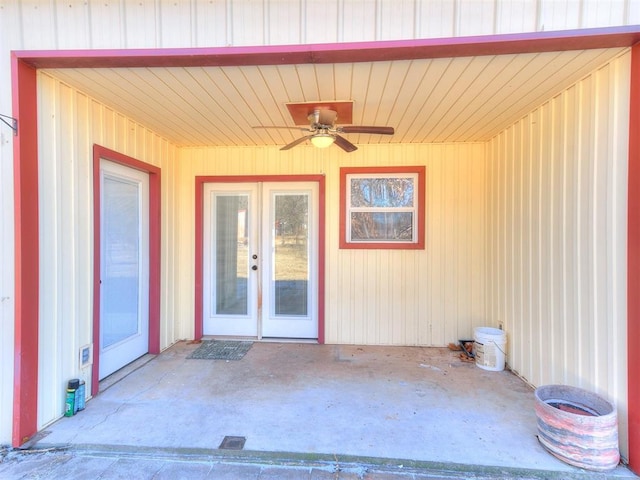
[310,133,335,149]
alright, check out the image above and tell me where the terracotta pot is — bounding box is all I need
[534,384,620,471]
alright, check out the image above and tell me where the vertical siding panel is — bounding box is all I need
[429,145,445,345]
[265,0,302,44]
[456,0,497,36]
[485,139,497,340]
[457,145,472,340]
[498,134,508,345]
[54,1,91,48]
[340,0,377,42]
[57,82,77,420]
[444,145,457,343]
[538,0,582,30]
[550,95,566,386]
[486,52,630,459]
[37,73,60,426]
[157,0,193,48]
[609,54,630,456]
[522,113,534,381]
[87,1,125,49]
[494,0,538,33]
[193,1,228,47]
[593,64,611,392]
[504,127,514,347]
[582,0,627,27]
[631,0,640,24]
[379,0,417,40]
[303,0,339,44]
[19,2,57,49]
[538,101,552,385]
[74,91,94,391]
[513,121,524,368]
[122,0,160,48]
[577,76,595,387]
[415,0,456,38]
[0,2,17,442]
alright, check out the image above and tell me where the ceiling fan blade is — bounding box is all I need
[280,135,314,151]
[339,126,395,135]
[334,135,358,153]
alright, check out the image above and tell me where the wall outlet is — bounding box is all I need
[79,344,93,367]
[498,322,504,330]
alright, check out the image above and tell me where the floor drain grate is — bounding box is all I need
[219,435,246,450]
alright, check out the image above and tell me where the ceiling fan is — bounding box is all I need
[254,107,394,153]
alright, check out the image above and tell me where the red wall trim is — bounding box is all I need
[194,175,326,344]
[339,166,426,250]
[11,56,39,447]
[91,145,162,397]
[628,42,640,473]
[13,26,640,69]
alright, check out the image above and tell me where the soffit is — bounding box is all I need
[43,47,627,148]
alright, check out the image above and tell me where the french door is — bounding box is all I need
[203,182,318,339]
[99,160,150,379]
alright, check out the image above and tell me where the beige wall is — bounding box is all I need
[4,0,640,49]
[176,143,488,345]
[36,71,177,428]
[486,50,631,458]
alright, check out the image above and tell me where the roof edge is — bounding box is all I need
[13,25,640,69]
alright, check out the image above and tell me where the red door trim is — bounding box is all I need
[92,145,161,397]
[11,55,39,448]
[195,175,325,344]
[627,42,640,473]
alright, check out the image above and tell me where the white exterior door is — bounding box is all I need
[99,160,150,379]
[203,182,318,339]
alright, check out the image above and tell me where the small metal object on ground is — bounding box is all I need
[218,436,246,450]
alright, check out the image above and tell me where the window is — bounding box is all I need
[339,166,425,249]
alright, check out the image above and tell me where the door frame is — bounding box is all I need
[92,145,161,396]
[195,175,325,343]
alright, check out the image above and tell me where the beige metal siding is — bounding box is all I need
[0,105,13,443]
[35,72,177,429]
[176,142,488,345]
[4,1,640,51]
[486,51,630,458]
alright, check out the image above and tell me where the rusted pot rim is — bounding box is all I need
[535,384,617,420]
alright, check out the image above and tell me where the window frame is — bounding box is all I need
[339,166,425,249]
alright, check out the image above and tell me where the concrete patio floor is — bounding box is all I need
[32,341,636,477]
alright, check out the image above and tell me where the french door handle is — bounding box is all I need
[251,265,258,271]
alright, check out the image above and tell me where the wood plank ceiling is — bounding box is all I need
[44,47,626,148]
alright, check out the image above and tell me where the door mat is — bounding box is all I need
[187,340,253,360]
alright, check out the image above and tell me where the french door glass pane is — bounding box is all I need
[215,195,249,315]
[273,194,308,316]
[103,176,140,348]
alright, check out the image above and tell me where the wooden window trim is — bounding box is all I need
[339,166,425,250]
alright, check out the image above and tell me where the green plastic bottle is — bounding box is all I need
[64,387,75,417]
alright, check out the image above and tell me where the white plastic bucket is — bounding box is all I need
[474,327,507,371]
